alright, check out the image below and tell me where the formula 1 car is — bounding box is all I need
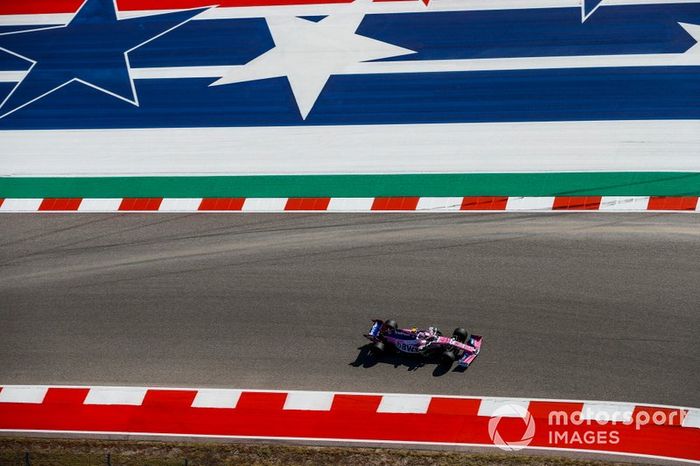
[364,319,483,368]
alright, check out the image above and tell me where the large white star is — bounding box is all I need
[210,1,415,119]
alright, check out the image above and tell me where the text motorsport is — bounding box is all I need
[488,404,684,451]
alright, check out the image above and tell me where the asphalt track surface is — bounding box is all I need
[0,214,698,407]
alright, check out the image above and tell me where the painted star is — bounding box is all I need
[0,0,208,119]
[210,0,415,119]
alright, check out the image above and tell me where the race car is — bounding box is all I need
[364,319,483,368]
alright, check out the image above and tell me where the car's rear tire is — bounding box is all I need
[452,327,469,343]
[370,341,385,356]
[440,350,456,365]
[384,319,397,330]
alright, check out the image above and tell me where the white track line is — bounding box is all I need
[580,402,636,422]
[0,386,47,403]
[0,198,42,211]
[478,398,530,417]
[191,389,242,408]
[284,391,335,411]
[2,121,699,176]
[83,387,147,405]
[377,394,432,413]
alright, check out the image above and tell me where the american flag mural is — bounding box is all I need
[0,0,698,208]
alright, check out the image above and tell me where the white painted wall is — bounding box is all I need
[1,120,699,176]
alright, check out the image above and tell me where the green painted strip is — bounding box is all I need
[1,172,699,198]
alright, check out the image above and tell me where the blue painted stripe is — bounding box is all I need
[0,66,697,129]
[364,4,700,61]
[130,18,274,68]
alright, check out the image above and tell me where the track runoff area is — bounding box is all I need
[1,0,699,463]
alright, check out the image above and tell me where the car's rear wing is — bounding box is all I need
[364,319,384,340]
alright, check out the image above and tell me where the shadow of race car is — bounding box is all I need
[364,319,483,368]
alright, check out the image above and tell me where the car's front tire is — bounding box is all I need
[452,328,469,343]
[440,350,456,365]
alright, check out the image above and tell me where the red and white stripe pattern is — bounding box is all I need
[0,196,698,212]
[0,386,698,462]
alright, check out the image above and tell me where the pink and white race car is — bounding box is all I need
[364,319,483,368]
